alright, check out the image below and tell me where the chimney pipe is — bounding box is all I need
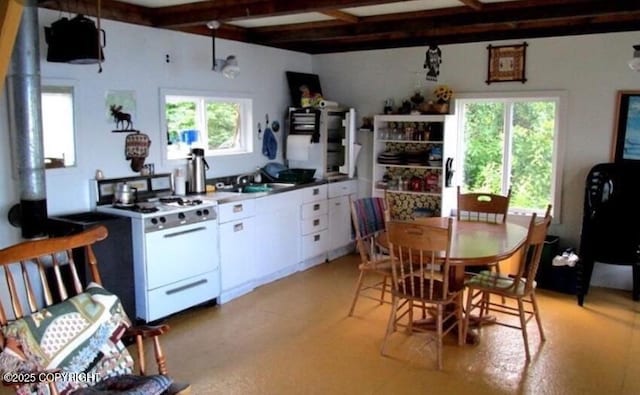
[7,0,48,239]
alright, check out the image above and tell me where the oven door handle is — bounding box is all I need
[162,226,208,238]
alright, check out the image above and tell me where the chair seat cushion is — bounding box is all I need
[70,374,173,395]
[466,270,535,296]
[0,283,134,395]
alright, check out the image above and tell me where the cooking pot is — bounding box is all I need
[113,182,137,206]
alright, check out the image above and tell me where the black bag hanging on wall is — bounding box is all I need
[44,14,105,64]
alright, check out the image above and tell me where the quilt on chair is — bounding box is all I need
[0,283,135,395]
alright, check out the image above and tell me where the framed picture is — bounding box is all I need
[612,90,640,162]
[486,42,528,84]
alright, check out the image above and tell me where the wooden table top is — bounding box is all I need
[384,217,530,266]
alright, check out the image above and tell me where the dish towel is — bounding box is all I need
[262,127,278,159]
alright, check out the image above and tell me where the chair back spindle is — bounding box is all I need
[457,186,511,223]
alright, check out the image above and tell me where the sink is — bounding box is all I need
[240,182,296,193]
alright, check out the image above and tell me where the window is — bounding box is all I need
[161,90,253,160]
[41,85,76,168]
[455,92,565,218]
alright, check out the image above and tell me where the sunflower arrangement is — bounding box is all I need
[433,85,453,103]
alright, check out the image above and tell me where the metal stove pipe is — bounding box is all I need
[7,0,48,239]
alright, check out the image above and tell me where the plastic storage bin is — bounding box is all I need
[535,235,577,294]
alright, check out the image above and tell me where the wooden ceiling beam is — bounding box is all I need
[283,13,640,53]
[38,0,154,25]
[321,10,359,23]
[0,0,23,91]
[458,0,484,11]
[250,1,640,43]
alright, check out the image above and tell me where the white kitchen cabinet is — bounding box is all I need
[254,189,302,286]
[372,114,457,220]
[218,199,256,303]
[327,179,357,260]
[299,184,328,269]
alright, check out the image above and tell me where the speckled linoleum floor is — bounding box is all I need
[147,253,640,395]
[5,253,638,395]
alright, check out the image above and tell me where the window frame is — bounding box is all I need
[40,79,79,171]
[159,88,254,163]
[454,90,566,222]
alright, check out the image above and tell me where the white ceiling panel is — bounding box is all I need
[342,0,459,17]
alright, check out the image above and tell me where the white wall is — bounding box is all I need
[312,32,640,289]
[313,32,640,247]
[1,10,637,289]
[0,9,312,247]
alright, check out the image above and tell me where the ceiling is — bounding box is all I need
[36,0,640,54]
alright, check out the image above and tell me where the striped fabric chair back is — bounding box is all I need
[351,197,387,239]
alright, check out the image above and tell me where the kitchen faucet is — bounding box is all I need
[235,172,256,185]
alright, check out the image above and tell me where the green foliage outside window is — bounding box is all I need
[206,102,240,150]
[166,100,240,150]
[166,101,196,141]
[462,100,555,212]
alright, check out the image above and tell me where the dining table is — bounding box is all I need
[414,216,529,291]
[378,216,530,343]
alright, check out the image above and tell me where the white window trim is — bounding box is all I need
[40,78,80,176]
[159,88,254,164]
[454,90,567,224]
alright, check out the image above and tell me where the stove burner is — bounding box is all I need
[159,197,203,206]
[115,204,158,213]
[134,205,159,213]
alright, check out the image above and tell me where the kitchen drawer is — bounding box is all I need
[218,199,255,223]
[301,184,327,203]
[301,230,329,260]
[301,199,328,219]
[256,189,301,212]
[328,179,357,198]
[146,270,220,322]
[301,214,328,235]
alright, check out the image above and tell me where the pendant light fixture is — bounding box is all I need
[629,44,640,71]
[207,21,240,79]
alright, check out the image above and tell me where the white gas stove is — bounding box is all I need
[94,174,220,323]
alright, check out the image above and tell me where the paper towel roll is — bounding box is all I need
[174,175,186,196]
[286,135,310,161]
[319,100,339,108]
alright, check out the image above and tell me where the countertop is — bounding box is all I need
[195,178,353,204]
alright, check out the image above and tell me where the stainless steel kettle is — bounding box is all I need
[113,182,137,206]
[187,148,209,194]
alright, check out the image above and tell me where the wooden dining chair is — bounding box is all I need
[381,219,464,370]
[0,226,190,395]
[347,196,393,316]
[462,205,552,361]
[457,186,511,223]
[457,186,512,278]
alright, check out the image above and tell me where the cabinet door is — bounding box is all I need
[254,190,302,280]
[219,216,256,291]
[328,195,353,251]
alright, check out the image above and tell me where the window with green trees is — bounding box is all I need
[162,90,252,160]
[456,93,563,216]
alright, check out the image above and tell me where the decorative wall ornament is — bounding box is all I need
[486,42,528,84]
[424,44,442,82]
[105,90,136,126]
[612,90,640,162]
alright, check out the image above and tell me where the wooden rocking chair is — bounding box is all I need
[0,225,190,395]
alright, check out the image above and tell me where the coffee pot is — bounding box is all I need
[187,148,209,194]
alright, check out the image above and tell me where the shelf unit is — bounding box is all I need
[372,114,457,220]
